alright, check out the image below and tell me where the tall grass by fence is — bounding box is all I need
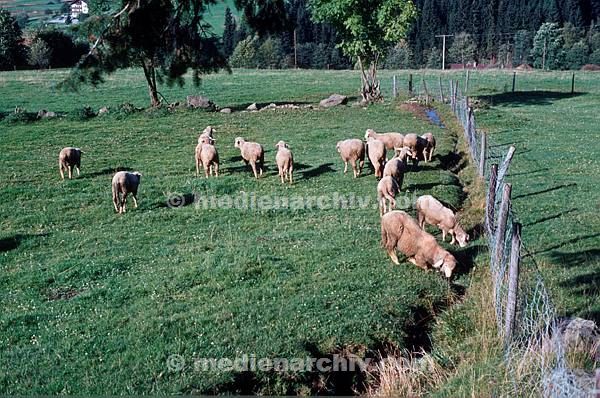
[400,75,595,397]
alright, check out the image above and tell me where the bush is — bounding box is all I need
[4,109,38,123]
[69,106,96,121]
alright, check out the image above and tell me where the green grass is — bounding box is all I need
[0,69,469,394]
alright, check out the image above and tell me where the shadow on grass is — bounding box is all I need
[437,151,468,174]
[227,100,315,112]
[526,232,600,257]
[549,248,600,269]
[480,91,584,107]
[508,167,550,177]
[513,182,577,200]
[558,268,600,324]
[523,208,578,227]
[0,233,48,253]
[301,162,335,179]
[84,166,133,179]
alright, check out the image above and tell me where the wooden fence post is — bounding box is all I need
[571,73,575,94]
[422,77,429,106]
[465,69,470,95]
[479,132,487,178]
[393,75,398,98]
[450,80,454,111]
[439,75,444,103]
[504,222,521,345]
[486,164,498,235]
[512,72,516,93]
[408,74,413,95]
[493,183,512,271]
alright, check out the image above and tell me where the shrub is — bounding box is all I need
[69,106,96,121]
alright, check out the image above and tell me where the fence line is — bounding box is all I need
[398,75,593,397]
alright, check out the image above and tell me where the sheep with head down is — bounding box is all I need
[416,195,469,247]
[111,171,142,214]
[58,147,83,179]
[381,210,457,278]
[366,136,386,178]
[234,137,265,179]
[275,140,294,184]
[382,147,412,189]
[195,136,219,178]
[421,133,436,162]
[377,176,399,216]
[336,138,365,178]
[364,129,404,155]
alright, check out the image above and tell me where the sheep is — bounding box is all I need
[111,171,142,214]
[195,138,219,178]
[366,136,386,178]
[377,176,400,217]
[275,140,294,184]
[402,133,428,168]
[416,195,469,247]
[234,137,265,179]
[421,133,436,162]
[381,210,457,278]
[336,138,365,178]
[58,147,83,179]
[198,126,215,143]
[364,129,404,153]
[382,158,406,189]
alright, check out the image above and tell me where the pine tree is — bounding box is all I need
[0,9,25,70]
[222,7,236,58]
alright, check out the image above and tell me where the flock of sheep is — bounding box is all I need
[57,124,469,278]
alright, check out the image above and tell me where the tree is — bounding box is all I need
[564,40,588,69]
[513,29,533,66]
[309,0,417,102]
[222,7,236,57]
[448,32,476,66]
[531,22,564,70]
[257,36,284,68]
[0,9,25,70]
[36,29,89,68]
[62,0,228,107]
[383,40,413,69]
[425,46,441,69]
[28,38,52,69]
[15,13,28,29]
[229,35,259,68]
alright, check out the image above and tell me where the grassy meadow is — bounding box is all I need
[0,69,472,394]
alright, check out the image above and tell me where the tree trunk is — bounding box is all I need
[358,56,382,103]
[141,58,160,107]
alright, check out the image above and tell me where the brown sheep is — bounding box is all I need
[377,176,400,216]
[234,137,265,179]
[111,171,142,214]
[198,126,215,143]
[381,210,457,278]
[195,139,219,178]
[416,195,469,247]
[366,136,386,178]
[364,129,404,153]
[58,147,83,179]
[402,133,428,168]
[275,140,294,184]
[421,133,436,162]
[336,138,365,178]
[382,154,409,189]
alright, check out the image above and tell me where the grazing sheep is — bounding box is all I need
[377,176,400,216]
[402,133,428,168]
[381,210,457,278]
[392,146,413,165]
[421,133,436,162]
[366,136,386,178]
[336,138,365,178]
[275,140,294,184]
[416,195,469,247]
[198,126,216,144]
[112,171,142,214]
[58,147,83,179]
[382,150,409,189]
[195,140,219,178]
[364,129,404,152]
[234,137,265,179]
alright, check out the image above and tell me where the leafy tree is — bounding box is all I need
[513,29,533,66]
[531,22,563,70]
[222,6,236,57]
[0,8,26,70]
[309,0,417,102]
[257,36,284,68]
[383,40,413,69]
[62,0,228,107]
[425,46,441,69]
[35,29,89,68]
[448,32,476,66]
[229,35,259,68]
[28,38,52,69]
[565,40,588,69]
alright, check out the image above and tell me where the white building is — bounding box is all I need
[69,0,88,19]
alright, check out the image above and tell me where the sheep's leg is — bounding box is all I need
[59,164,65,180]
[289,168,293,184]
[121,193,128,213]
[343,161,348,174]
[352,161,358,178]
[214,163,219,177]
[76,166,80,177]
[379,199,385,217]
[279,166,284,184]
[442,230,446,242]
[195,158,200,177]
[113,193,120,213]
[132,194,138,209]
[204,164,209,178]
[67,165,72,179]
[250,161,258,179]
[450,234,456,245]
[387,250,400,265]
[358,159,364,176]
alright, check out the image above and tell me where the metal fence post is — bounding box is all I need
[479,132,487,178]
[408,74,413,95]
[486,164,498,236]
[393,75,398,98]
[512,72,516,93]
[504,222,521,345]
[493,183,512,271]
[571,73,575,94]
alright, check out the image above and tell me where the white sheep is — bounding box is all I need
[377,176,400,217]
[421,133,436,162]
[112,171,142,214]
[198,126,215,144]
[336,138,365,178]
[381,210,457,278]
[234,137,265,179]
[416,195,469,247]
[364,129,404,152]
[58,147,83,179]
[275,140,294,184]
[382,147,411,189]
[195,137,219,178]
[366,136,386,178]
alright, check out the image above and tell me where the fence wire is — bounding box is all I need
[408,78,593,397]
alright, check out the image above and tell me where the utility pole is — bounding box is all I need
[294,29,298,69]
[436,34,453,70]
[542,36,547,71]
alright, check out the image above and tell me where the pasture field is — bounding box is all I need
[0,69,472,394]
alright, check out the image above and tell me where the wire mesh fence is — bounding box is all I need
[398,75,594,397]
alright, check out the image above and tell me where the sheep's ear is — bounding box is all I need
[433,259,444,269]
